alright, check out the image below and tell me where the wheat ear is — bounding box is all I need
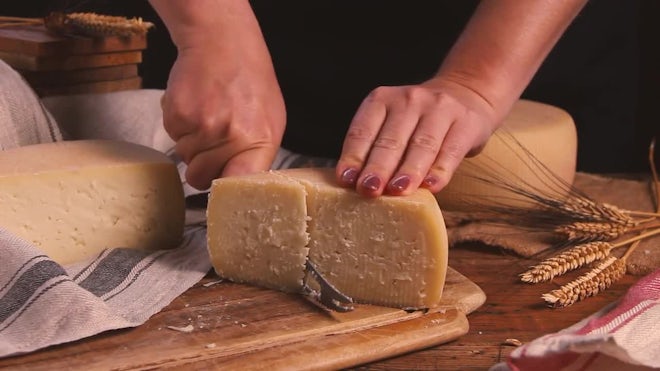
[520,241,614,283]
[555,221,632,242]
[541,228,660,307]
[541,256,626,308]
[44,12,154,37]
[559,198,635,225]
[64,13,153,37]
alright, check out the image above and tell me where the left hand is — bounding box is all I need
[335,79,499,197]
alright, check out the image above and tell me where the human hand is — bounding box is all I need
[160,45,285,190]
[335,79,499,197]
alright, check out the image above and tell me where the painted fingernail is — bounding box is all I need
[341,168,359,186]
[388,175,410,193]
[361,174,381,192]
[422,175,438,188]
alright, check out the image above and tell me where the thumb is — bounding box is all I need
[220,146,278,178]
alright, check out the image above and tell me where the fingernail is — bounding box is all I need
[388,175,410,193]
[341,168,359,186]
[361,174,381,192]
[422,175,438,188]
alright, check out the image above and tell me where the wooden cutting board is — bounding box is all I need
[0,267,485,370]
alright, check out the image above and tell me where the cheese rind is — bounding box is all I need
[435,100,578,211]
[207,168,448,309]
[0,140,185,264]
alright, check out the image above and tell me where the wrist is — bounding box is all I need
[422,75,502,124]
[150,0,261,51]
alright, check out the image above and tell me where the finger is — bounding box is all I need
[160,92,188,140]
[422,120,482,194]
[161,92,220,141]
[385,109,453,196]
[184,147,226,190]
[185,142,277,190]
[356,102,421,197]
[335,88,388,188]
[174,122,228,165]
[221,145,278,177]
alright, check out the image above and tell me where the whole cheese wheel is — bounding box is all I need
[435,99,578,211]
[207,168,448,309]
[0,140,185,264]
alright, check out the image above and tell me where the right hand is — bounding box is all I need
[160,44,286,190]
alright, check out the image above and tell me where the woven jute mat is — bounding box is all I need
[445,172,659,276]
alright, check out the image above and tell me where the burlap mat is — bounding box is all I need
[445,172,659,276]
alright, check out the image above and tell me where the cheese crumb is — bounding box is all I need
[166,324,194,333]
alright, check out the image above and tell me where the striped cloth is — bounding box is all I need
[0,60,62,148]
[492,268,660,371]
[0,225,210,357]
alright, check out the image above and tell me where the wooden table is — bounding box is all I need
[0,243,637,370]
[361,243,638,370]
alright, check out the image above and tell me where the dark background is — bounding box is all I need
[6,1,659,174]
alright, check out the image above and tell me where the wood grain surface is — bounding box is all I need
[0,50,142,71]
[0,25,147,56]
[0,267,484,371]
[32,76,142,97]
[18,64,138,85]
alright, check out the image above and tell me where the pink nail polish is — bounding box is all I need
[361,174,381,192]
[389,175,410,193]
[423,175,438,188]
[341,168,359,186]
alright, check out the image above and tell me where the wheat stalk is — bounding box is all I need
[555,221,632,242]
[520,241,614,283]
[558,198,636,225]
[540,227,660,307]
[541,256,626,308]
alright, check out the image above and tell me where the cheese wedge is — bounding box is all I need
[435,99,578,211]
[0,140,185,265]
[206,171,310,292]
[207,168,448,309]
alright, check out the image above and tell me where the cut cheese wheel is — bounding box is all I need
[207,168,448,309]
[435,99,578,211]
[0,140,185,265]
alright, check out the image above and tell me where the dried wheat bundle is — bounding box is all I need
[449,131,652,236]
[457,132,659,307]
[520,241,614,283]
[44,12,154,37]
[542,256,626,308]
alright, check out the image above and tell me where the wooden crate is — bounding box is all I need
[0,24,147,96]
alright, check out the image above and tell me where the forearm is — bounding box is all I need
[433,0,588,119]
[148,0,267,55]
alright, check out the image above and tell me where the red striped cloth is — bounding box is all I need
[496,268,660,371]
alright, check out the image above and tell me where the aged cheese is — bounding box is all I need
[435,99,578,211]
[207,168,448,309]
[206,172,310,293]
[0,140,185,265]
